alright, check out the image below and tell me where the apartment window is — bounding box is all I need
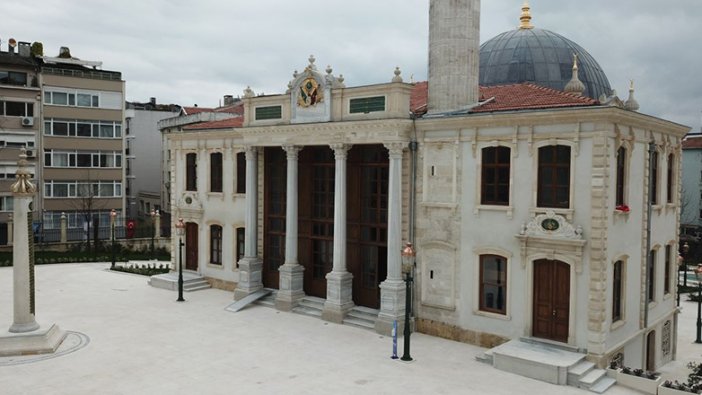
[651,150,659,205]
[45,90,99,108]
[210,225,222,265]
[481,146,510,206]
[44,181,122,198]
[648,249,656,303]
[236,152,246,193]
[537,145,571,208]
[479,255,507,315]
[349,96,386,114]
[616,146,627,206]
[0,101,33,117]
[236,227,245,264]
[0,196,13,212]
[0,71,28,86]
[44,119,122,139]
[664,245,672,295]
[667,154,674,204]
[186,153,197,191]
[613,260,624,322]
[210,152,223,193]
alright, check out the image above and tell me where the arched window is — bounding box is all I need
[650,150,659,205]
[616,146,627,206]
[481,146,510,205]
[186,153,197,191]
[666,153,674,204]
[236,152,246,193]
[612,260,624,322]
[210,152,223,192]
[210,225,222,265]
[537,145,571,208]
[479,254,507,314]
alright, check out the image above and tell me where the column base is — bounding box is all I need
[375,279,406,336]
[233,256,263,301]
[9,318,40,334]
[0,323,67,357]
[322,271,354,324]
[275,263,305,311]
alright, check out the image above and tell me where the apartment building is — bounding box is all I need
[39,47,125,231]
[0,40,40,245]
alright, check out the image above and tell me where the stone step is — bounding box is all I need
[568,360,595,386]
[292,305,323,318]
[579,368,607,389]
[588,376,616,394]
[346,307,378,321]
[184,283,211,292]
[298,297,325,310]
[474,351,493,365]
[342,316,375,330]
[148,272,210,292]
[490,339,586,385]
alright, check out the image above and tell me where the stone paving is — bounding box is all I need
[1,263,701,394]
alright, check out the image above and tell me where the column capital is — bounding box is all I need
[384,142,406,158]
[244,145,258,160]
[330,143,352,160]
[282,145,303,160]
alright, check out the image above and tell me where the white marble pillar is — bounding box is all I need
[322,143,354,323]
[234,146,263,300]
[9,154,39,333]
[276,145,305,311]
[375,142,407,335]
[154,210,161,239]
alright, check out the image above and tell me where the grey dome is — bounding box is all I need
[479,28,611,100]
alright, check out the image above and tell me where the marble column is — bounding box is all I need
[154,210,161,239]
[375,142,407,335]
[322,143,354,323]
[234,146,263,300]
[276,145,305,311]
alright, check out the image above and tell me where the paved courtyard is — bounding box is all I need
[1,263,701,394]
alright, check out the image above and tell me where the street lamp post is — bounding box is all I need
[400,242,416,362]
[175,218,185,302]
[150,209,156,259]
[696,265,702,344]
[110,209,117,269]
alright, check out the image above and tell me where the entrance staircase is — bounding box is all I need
[476,338,616,394]
[148,272,211,292]
[255,292,379,330]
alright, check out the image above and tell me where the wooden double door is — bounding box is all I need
[532,259,570,343]
[185,222,198,271]
[262,145,388,308]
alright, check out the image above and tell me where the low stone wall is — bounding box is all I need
[416,318,509,348]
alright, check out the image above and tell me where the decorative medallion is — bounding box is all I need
[297,77,323,107]
[184,196,192,205]
[541,218,560,231]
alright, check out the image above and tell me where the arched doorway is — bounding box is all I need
[646,331,656,371]
[185,222,198,271]
[532,259,570,343]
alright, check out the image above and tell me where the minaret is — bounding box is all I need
[428,0,481,114]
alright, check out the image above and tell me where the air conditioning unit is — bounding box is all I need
[21,117,34,127]
[25,150,35,158]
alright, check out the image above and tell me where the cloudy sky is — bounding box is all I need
[3,0,700,131]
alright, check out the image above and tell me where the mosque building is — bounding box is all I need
[162,0,689,384]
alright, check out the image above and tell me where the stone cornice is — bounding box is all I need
[416,106,690,138]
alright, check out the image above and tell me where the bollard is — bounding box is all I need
[391,320,398,359]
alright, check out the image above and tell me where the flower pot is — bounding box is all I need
[658,384,695,395]
[616,372,661,395]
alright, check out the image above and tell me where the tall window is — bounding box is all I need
[612,260,624,322]
[666,154,674,204]
[210,225,222,265]
[537,145,571,208]
[236,152,246,194]
[186,153,197,191]
[650,150,659,205]
[664,245,672,295]
[616,146,627,206]
[210,152,223,192]
[481,146,510,205]
[236,227,245,264]
[479,255,507,315]
[648,249,656,303]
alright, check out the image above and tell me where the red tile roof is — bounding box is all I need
[183,117,244,130]
[182,102,243,116]
[410,81,598,115]
[683,135,702,149]
[182,106,215,115]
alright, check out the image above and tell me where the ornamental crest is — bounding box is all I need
[519,211,583,240]
[297,77,323,107]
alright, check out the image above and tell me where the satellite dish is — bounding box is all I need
[8,38,17,48]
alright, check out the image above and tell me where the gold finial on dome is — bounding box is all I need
[520,1,534,29]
